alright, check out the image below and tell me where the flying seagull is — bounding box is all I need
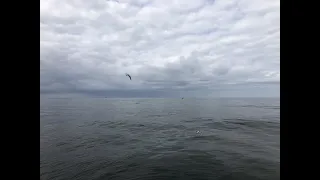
[125,73,132,80]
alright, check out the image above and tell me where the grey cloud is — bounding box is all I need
[40,0,279,97]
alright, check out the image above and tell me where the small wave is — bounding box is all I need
[228,105,280,110]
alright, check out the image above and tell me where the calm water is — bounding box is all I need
[40,97,280,180]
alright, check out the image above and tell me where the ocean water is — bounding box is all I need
[40,97,280,180]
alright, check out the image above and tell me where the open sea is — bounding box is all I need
[40,97,280,180]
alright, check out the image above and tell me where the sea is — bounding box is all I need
[40,97,280,180]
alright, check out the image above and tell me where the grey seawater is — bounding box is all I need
[40,97,280,180]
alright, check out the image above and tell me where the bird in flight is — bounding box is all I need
[125,73,132,80]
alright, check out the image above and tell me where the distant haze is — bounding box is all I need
[40,0,280,98]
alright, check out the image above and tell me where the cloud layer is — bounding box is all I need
[40,0,280,97]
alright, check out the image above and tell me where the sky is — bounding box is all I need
[40,0,280,98]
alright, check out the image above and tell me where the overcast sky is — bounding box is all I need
[40,0,279,98]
